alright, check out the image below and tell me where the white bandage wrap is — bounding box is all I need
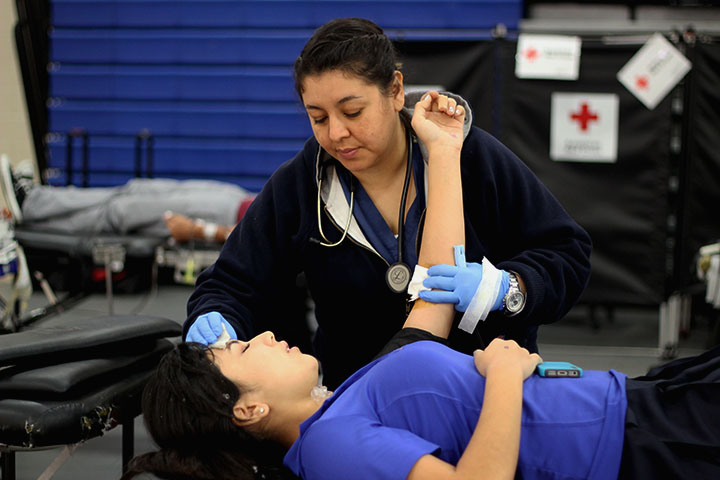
[458,257,502,333]
[209,322,231,350]
[707,255,720,308]
[202,222,218,242]
[407,265,429,301]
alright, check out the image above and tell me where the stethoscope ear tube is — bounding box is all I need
[314,173,354,247]
[392,133,414,290]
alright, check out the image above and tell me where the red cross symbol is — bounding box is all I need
[523,46,539,62]
[570,103,599,131]
[635,75,649,90]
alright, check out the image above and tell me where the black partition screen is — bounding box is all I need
[678,40,720,288]
[400,38,677,306]
[497,40,673,306]
[399,38,677,306]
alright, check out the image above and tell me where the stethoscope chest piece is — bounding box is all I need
[386,262,411,294]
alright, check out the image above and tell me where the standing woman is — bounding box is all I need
[186,18,592,388]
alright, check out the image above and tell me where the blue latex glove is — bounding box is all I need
[420,262,510,312]
[186,311,237,345]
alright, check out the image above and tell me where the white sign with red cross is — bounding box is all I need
[550,93,619,163]
[617,33,692,110]
[515,34,582,80]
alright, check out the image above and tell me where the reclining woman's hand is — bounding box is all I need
[473,338,542,380]
[411,90,465,156]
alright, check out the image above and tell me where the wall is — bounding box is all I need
[0,2,34,169]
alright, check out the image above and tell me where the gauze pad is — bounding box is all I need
[209,322,232,349]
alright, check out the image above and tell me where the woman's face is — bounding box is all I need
[301,70,405,174]
[211,331,319,400]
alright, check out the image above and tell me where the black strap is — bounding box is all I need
[373,327,448,361]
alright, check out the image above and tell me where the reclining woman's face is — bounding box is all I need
[210,331,320,402]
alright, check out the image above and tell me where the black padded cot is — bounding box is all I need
[0,314,182,479]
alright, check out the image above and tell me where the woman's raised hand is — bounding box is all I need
[410,90,466,156]
[473,338,543,381]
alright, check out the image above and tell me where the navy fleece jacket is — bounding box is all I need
[186,125,591,388]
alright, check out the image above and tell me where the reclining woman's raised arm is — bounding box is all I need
[405,92,542,480]
[402,91,465,339]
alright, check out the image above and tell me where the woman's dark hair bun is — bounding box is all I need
[293,17,399,97]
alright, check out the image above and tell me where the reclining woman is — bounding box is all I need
[122,93,720,480]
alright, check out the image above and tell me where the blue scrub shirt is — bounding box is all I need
[336,138,426,269]
[285,341,627,480]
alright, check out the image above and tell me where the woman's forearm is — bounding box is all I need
[454,365,523,479]
[403,144,464,338]
[407,363,524,480]
[407,365,524,480]
[420,145,465,267]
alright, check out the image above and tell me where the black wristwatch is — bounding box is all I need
[503,272,526,316]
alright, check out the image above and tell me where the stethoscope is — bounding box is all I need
[313,132,414,294]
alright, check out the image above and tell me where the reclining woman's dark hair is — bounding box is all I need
[120,343,295,480]
[293,17,400,97]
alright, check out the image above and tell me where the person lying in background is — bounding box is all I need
[121,92,720,480]
[0,154,254,243]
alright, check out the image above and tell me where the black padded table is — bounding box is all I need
[9,226,170,329]
[12,228,163,259]
[0,314,182,479]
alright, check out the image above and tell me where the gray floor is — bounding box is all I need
[5,283,715,480]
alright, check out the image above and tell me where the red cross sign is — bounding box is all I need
[635,75,649,90]
[570,103,599,131]
[523,46,539,62]
[551,92,619,162]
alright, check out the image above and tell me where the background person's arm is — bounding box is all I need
[164,212,235,243]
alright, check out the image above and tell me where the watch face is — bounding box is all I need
[506,292,525,312]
